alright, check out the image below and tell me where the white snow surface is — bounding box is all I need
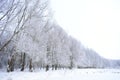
[0,69,120,80]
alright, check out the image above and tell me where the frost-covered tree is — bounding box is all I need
[12,0,51,68]
[0,0,52,70]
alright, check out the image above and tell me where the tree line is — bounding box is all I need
[0,0,113,72]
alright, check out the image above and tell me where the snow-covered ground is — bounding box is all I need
[0,69,120,80]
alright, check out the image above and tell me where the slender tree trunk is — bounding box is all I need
[7,58,10,72]
[21,53,26,71]
[29,59,33,72]
[7,55,15,72]
[11,55,15,71]
[55,64,57,70]
[52,65,54,70]
[69,56,73,69]
[46,65,49,71]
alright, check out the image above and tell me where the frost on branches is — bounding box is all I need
[0,0,120,71]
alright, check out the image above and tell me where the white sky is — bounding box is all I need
[50,0,120,59]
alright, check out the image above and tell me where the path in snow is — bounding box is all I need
[0,69,120,80]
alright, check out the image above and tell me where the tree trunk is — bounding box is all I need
[55,64,57,70]
[21,53,26,71]
[7,58,10,72]
[29,59,33,72]
[52,65,54,70]
[46,65,49,71]
[69,56,73,69]
[11,55,14,71]
[7,55,15,72]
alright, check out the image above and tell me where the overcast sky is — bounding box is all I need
[50,0,120,59]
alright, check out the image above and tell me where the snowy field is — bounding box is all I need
[0,69,120,80]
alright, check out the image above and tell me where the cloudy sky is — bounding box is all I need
[51,0,120,59]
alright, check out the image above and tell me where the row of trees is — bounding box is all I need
[7,52,33,72]
[0,0,113,72]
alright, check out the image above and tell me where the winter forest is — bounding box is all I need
[0,0,120,73]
